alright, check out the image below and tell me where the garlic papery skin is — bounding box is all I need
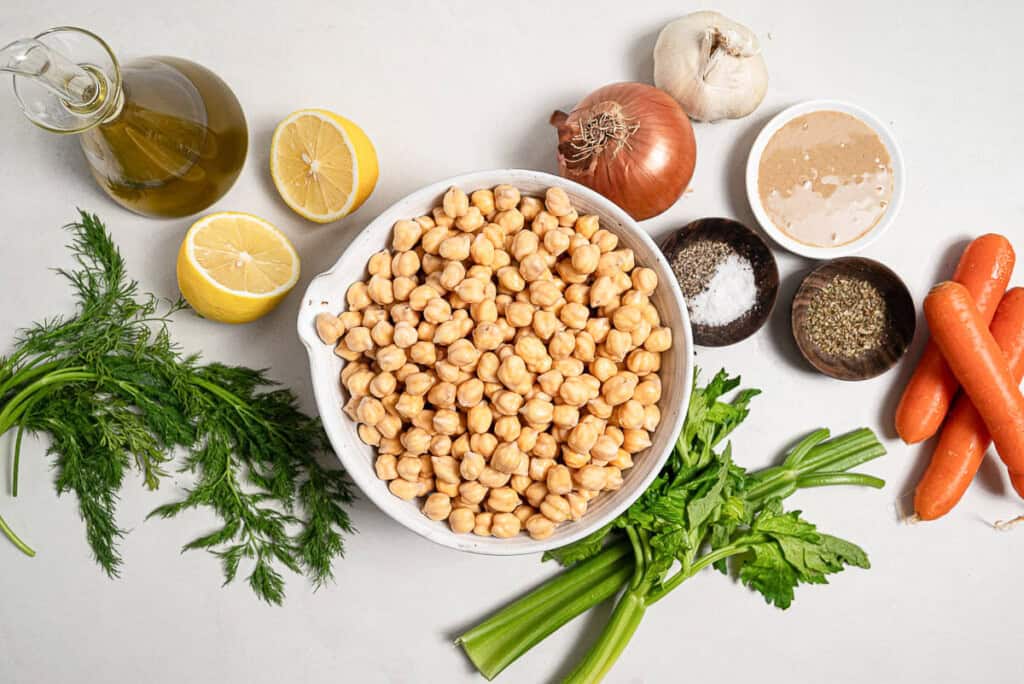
[653,11,768,122]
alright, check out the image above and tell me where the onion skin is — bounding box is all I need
[551,82,696,221]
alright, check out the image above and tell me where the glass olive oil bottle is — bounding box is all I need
[3,27,247,218]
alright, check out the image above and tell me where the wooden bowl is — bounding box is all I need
[792,257,916,380]
[662,218,779,347]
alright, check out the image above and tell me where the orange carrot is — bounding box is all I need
[915,288,1024,520]
[895,235,1015,443]
[924,282,1024,480]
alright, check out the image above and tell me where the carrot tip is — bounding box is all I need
[992,515,1024,531]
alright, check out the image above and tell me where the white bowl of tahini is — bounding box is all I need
[746,100,905,259]
[296,169,694,555]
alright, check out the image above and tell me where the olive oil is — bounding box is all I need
[79,57,247,218]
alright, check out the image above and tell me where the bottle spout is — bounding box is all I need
[2,37,100,108]
[3,27,121,133]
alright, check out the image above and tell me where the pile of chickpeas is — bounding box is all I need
[315,184,672,540]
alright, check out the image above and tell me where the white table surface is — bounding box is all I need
[2,1,1023,682]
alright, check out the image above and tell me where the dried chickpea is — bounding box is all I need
[407,284,437,311]
[470,233,495,266]
[528,281,561,308]
[356,397,385,426]
[493,184,521,211]
[401,427,432,455]
[471,322,504,351]
[395,392,425,419]
[525,481,549,508]
[544,187,572,217]
[439,234,472,261]
[543,227,571,256]
[466,297,496,323]
[433,320,464,346]
[457,450,484,480]
[443,186,470,218]
[470,189,495,216]
[422,225,449,254]
[521,398,554,425]
[558,376,591,407]
[433,409,461,436]
[517,426,539,453]
[410,409,435,432]
[591,229,618,253]
[378,415,402,440]
[602,372,638,406]
[604,467,625,491]
[614,400,646,430]
[536,370,564,398]
[571,243,601,275]
[492,390,524,416]
[456,206,485,232]
[490,441,521,473]
[574,332,596,363]
[503,301,533,328]
[585,317,611,344]
[392,276,416,302]
[517,195,541,220]
[552,404,580,428]
[449,507,475,534]
[338,310,362,331]
[421,253,444,275]
[386,321,414,349]
[454,377,483,407]
[630,320,652,348]
[612,305,643,332]
[491,512,521,538]
[622,428,652,454]
[369,371,397,398]
[519,253,548,282]
[571,213,597,238]
[446,339,479,368]
[430,435,452,456]
[532,432,558,460]
[390,250,420,278]
[342,326,371,354]
[540,494,571,522]
[427,455,457,485]
[644,327,672,353]
[403,371,434,397]
[452,434,471,458]
[567,492,588,521]
[423,297,452,325]
[602,329,632,362]
[546,464,572,495]
[389,478,420,501]
[497,355,528,390]
[525,514,555,540]
[559,302,590,330]
[369,320,393,347]
[346,281,371,311]
[495,208,525,233]
[515,335,549,372]
[423,493,452,521]
[471,432,498,458]
[344,369,374,397]
[396,454,422,482]
[512,502,536,522]
[553,357,585,378]
[558,209,578,227]
[511,230,540,261]
[627,349,660,375]
[392,220,422,252]
[473,512,494,536]
[389,303,419,326]
[315,313,345,345]
[590,434,619,463]
[375,454,398,480]
[476,352,500,382]
[532,310,561,341]
[478,466,511,489]
[567,422,601,454]
[362,305,388,329]
[643,404,661,432]
[409,340,437,366]
[494,415,522,443]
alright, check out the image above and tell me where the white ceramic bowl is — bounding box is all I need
[297,169,693,555]
[745,100,905,259]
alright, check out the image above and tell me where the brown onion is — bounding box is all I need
[550,82,696,221]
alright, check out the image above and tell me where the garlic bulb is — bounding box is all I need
[653,11,768,122]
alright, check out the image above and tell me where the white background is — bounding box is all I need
[2,1,1022,682]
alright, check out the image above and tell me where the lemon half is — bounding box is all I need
[270,109,378,223]
[177,212,300,324]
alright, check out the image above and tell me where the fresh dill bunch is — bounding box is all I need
[0,211,355,604]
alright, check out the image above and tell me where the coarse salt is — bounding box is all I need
[688,254,756,327]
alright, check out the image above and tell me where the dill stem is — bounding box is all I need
[0,511,35,557]
[0,368,91,435]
